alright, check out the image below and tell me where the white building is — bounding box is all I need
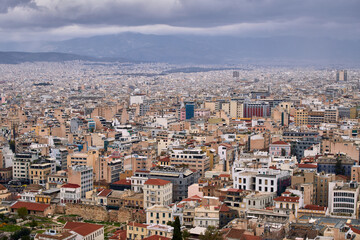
[146,205,173,225]
[143,179,172,209]
[12,153,38,182]
[63,222,104,240]
[131,170,149,193]
[327,181,359,219]
[60,183,81,204]
[233,168,291,194]
[68,165,93,199]
[130,95,145,105]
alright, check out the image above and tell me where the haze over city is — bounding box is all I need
[0,1,360,240]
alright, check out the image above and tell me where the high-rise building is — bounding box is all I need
[68,165,93,198]
[148,166,200,201]
[243,102,270,118]
[336,70,347,81]
[185,102,195,120]
[233,71,239,78]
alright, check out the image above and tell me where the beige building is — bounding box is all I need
[352,166,360,182]
[68,165,94,198]
[230,100,244,119]
[324,108,339,123]
[126,222,173,240]
[170,148,210,176]
[295,109,308,126]
[143,179,172,209]
[146,205,173,225]
[29,163,52,185]
[46,170,68,189]
[67,150,99,169]
[194,205,220,228]
[315,172,336,207]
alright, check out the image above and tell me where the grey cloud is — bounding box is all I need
[0,0,359,41]
[0,0,34,13]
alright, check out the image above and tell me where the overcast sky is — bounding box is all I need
[1,0,360,42]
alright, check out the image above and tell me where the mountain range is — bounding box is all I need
[0,33,359,65]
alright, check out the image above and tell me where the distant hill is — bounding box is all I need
[0,51,98,64]
[1,33,360,65]
[49,33,360,65]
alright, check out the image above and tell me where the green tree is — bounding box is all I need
[199,226,222,240]
[182,229,190,240]
[9,140,15,153]
[17,207,28,220]
[10,228,31,240]
[29,219,37,228]
[335,158,345,175]
[172,217,182,240]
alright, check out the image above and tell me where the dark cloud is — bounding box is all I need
[0,0,359,41]
[0,0,34,13]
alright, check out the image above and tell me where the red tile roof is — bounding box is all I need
[223,229,246,239]
[11,201,50,212]
[227,188,243,193]
[219,204,231,212]
[159,157,170,162]
[240,234,262,240]
[143,235,171,240]
[98,189,112,197]
[274,196,299,203]
[298,164,317,169]
[0,184,7,191]
[61,183,80,188]
[109,230,127,240]
[109,151,122,159]
[219,174,230,178]
[144,179,171,186]
[349,225,360,235]
[112,179,131,185]
[128,222,149,228]
[304,205,326,211]
[64,222,103,237]
[271,141,289,145]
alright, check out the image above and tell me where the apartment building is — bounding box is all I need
[328,181,359,219]
[233,168,291,196]
[317,154,355,176]
[146,205,173,225]
[194,205,220,228]
[68,165,93,198]
[143,179,172,209]
[170,148,210,176]
[315,172,336,207]
[324,108,339,123]
[269,141,291,157]
[148,166,200,201]
[12,153,39,182]
[131,170,150,193]
[60,183,81,204]
[46,170,68,189]
[126,222,173,240]
[29,162,52,185]
[295,109,308,126]
[244,192,275,210]
[67,150,99,168]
